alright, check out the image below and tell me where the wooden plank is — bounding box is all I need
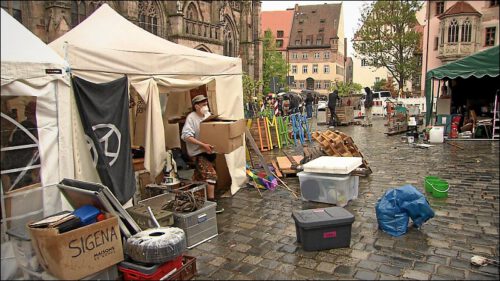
[271,160,283,178]
[292,156,304,165]
[276,156,292,170]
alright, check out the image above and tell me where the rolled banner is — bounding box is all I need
[125,227,187,264]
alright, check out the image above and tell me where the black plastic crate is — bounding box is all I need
[292,207,355,251]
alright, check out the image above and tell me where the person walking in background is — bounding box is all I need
[328,90,339,128]
[363,87,374,127]
[305,92,314,118]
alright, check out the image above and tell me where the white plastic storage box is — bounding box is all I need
[303,156,362,174]
[292,207,355,251]
[297,172,359,207]
[173,201,218,249]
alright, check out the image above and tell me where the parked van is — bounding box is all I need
[360,91,394,116]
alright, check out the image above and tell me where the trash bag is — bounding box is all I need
[396,185,435,228]
[376,184,434,236]
[375,189,410,237]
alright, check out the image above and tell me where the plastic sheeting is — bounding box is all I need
[376,185,435,237]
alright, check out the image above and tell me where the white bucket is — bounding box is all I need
[429,126,444,143]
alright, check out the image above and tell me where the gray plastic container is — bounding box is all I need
[292,207,355,251]
[173,201,218,248]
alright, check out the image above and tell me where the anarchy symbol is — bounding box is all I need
[85,134,98,167]
[91,123,122,166]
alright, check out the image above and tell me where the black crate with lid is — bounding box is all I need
[292,207,355,251]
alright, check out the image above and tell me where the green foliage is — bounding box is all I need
[373,78,387,91]
[353,0,423,90]
[263,29,288,94]
[330,81,363,97]
[242,73,263,104]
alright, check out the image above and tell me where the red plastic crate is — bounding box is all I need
[166,256,196,281]
[119,256,183,281]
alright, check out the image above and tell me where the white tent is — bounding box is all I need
[49,4,246,195]
[1,8,72,279]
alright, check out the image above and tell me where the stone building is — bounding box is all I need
[421,0,499,95]
[287,3,346,96]
[1,0,262,81]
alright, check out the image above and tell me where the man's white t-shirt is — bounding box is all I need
[181,111,210,157]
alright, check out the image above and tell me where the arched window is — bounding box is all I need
[461,18,472,42]
[448,19,459,43]
[223,18,236,57]
[71,1,86,28]
[186,2,198,20]
[138,1,160,35]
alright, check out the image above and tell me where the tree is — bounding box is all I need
[330,81,363,97]
[262,29,288,94]
[242,73,263,104]
[373,78,387,91]
[353,0,422,91]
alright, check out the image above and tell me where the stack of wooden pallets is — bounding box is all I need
[310,130,372,176]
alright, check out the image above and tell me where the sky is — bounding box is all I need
[261,1,369,56]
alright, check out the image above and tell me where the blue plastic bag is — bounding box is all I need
[376,185,434,236]
[375,189,409,237]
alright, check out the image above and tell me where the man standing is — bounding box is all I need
[328,90,339,128]
[181,95,224,213]
[305,92,314,118]
[364,87,374,127]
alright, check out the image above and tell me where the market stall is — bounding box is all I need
[1,9,72,279]
[424,45,500,140]
[49,4,246,195]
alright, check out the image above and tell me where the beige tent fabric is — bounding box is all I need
[49,4,247,195]
[129,78,167,180]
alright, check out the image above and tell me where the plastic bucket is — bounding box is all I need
[425,177,449,198]
[424,176,441,193]
[431,180,449,198]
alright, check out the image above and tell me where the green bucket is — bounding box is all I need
[424,176,441,193]
[426,178,449,198]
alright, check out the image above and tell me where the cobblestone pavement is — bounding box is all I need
[187,117,500,280]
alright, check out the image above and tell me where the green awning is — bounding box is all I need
[425,45,500,125]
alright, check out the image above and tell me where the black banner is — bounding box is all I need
[72,76,135,204]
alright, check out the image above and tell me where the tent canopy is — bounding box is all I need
[425,45,500,124]
[49,4,246,195]
[49,4,240,77]
[1,9,68,86]
[1,9,65,65]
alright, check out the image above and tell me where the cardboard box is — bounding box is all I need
[215,154,231,196]
[29,215,124,280]
[199,117,246,154]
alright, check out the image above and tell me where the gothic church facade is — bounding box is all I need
[1,0,262,81]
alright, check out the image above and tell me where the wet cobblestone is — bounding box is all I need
[188,118,500,280]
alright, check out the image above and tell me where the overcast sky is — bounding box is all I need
[261,1,369,56]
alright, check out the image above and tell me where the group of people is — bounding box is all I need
[326,87,374,127]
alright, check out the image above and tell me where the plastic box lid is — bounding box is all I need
[302,156,362,174]
[292,207,354,228]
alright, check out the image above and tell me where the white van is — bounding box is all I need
[360,91,394,116]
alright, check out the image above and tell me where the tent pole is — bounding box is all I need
[436,80,441,100]
[430,79,434,126]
